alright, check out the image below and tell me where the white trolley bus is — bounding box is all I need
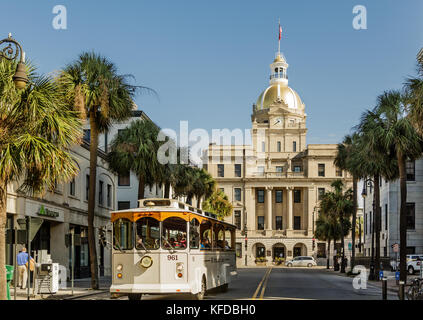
[110,198,237,300]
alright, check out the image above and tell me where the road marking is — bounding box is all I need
[262,296,315,300]
[252,267,272,300]
[259,267,273,300]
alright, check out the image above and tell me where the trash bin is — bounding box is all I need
[5,265,14,300]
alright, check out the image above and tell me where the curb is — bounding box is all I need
[62,289,108,300]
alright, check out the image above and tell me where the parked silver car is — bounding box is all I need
[285,256,317,268]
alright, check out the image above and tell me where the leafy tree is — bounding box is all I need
[202,188,233,221]
[0,60,81,299]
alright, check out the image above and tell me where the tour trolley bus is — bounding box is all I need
[110,198,237,300]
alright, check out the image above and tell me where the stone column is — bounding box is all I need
[266,187,273,230]
[246,187,255,231]
[287,187,293,230]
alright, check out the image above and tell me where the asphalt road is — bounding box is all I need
[73,267,398,300]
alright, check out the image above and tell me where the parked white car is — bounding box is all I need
[285,256,317,268]
[390,254,423,274]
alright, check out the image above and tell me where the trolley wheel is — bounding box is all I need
[193,277,206,300]
[128,293,142,300]
[220,283,229,293]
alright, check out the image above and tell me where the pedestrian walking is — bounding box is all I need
[17,247,34,289]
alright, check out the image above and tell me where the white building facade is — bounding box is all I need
[362,158,423,258]
[84,110,163,211]
[6,142,117,279]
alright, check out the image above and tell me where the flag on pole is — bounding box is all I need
[279,24,282,40]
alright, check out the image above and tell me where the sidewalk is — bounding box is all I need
[8,276,111,300]
[325,267,417,295]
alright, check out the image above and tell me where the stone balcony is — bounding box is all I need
[248,171,306,179]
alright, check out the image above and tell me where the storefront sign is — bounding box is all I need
[25,200,65,222]
[38,205,60,218]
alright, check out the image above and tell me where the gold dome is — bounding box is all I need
[256,84,303,110]
[273,54,285,63]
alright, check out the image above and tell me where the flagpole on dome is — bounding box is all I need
[278,19,281,55]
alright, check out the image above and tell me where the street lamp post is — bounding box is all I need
[361,178,376,280]
[0,33,28,89]
[242,221,248,267]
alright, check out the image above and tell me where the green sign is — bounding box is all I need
[38,205,59,218]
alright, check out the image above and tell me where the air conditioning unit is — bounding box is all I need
[36,263,59,294]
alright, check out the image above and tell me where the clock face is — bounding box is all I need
[274,117,283,125]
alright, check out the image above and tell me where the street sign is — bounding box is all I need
[379,271,384,280]
[348,243,352,251]
[395,271,400,281]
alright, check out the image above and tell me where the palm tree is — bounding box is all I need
[405,59,423,136]
[354,109,399,279]
[315,205,347,269]
[108,119,161,200]
[314,212,333,269]
[0,59,81,299]
[202,188,233,221]
[320,180,353,273]
[371,90,422,282]
[58,52,143,289]
[334,133,363,270]
[192,168,216,208]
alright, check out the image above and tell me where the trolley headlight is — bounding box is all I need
[176,263,184,272]
[116,264,123,271]
[140,256,153,269]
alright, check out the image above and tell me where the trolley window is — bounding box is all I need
[189,218,200,249]
[136,217,160,250]
[214,223,225,250]
[162,217,187,250]
[200,220,212,250]
[225,227,235,251]
[113,218,133,250]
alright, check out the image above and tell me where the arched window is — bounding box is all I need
[256,244,265,258]
[162,217,187,250]
[113,218,133,250]
[189,218,200,249]
[135,217,160,250]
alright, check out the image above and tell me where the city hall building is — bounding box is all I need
[203,50,353,267]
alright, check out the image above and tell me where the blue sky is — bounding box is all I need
[2,0,423,144]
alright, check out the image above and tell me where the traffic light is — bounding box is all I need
[312,238,315,250]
